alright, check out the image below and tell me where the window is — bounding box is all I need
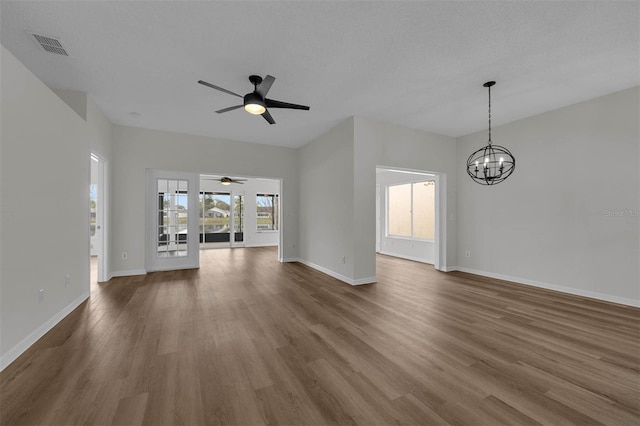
[90,183,97,236]
[387,181,435,240]
[257,193,279,231]
[157,179,189,257]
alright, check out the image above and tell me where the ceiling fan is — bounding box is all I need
[203,176,246,185]
[198,75,310,124]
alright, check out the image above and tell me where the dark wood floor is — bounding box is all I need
[1,247,639,425]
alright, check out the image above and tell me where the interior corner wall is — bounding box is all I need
[353,116,458,279]
[456,86,640,306]
[1,46,90,369]
[51,89,113,278]
[86,95,114,277]
[86,96,113,160]
[52,88,88,121]
[110,125,299,275]
[298,118,356,282]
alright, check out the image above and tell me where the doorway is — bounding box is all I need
[90,153,107,282]
[199,174,282,255]
[199,190,245,249]
[376,166,446,270]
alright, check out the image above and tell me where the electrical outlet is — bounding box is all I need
[340,256,346,264]
[465,250,471,258]
[65,274,70,287]
[122,252,128,260]
[38,289,45,302]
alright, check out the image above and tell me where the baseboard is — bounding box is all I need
[289,258,376,286]
[437,265,459,272]
[109,269,147,279]
[450,266,640,308]
[378,250,433,265]
[353,276,377,285]
[281,257,301,263]
[0,291,90,372]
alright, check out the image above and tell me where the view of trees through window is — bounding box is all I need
[257,193,278,231]
[157,180,189,257]
[388,181,435,240]
[90,184,97,236]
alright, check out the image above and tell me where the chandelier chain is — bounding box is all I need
[488,84,492,145]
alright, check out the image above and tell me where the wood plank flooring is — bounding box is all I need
[1,247,639,425]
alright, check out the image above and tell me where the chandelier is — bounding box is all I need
[466,81,515,185]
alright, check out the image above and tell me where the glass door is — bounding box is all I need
[233,194,244,245]
[146,170,199,271]
[199,191,231,247]
[199,191,245,248]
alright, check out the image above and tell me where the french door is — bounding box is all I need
[146,170,199,271]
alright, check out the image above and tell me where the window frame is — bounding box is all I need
[256,193,279,232]
[386,180,435,242]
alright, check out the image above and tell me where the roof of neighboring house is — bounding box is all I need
[206,207,230,216]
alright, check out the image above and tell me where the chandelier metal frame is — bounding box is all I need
[466,81,516,185]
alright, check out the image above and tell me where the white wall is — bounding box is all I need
[86,96,113,160]
[0,46,91,369]
[86,96,113,279]
[297,116,458,285]
[376,169,436,264]
[200,177,280,247]
[110,125,298,276]
[298,118,357,282]
[456,86,640,306]
[354,116,458,279]
[52,89,114,278]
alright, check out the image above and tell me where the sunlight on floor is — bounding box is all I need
[90,255,98,287]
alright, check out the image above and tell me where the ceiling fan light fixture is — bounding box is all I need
[245,103,266,115]
[244,93,266,115]
[220,177,232,185]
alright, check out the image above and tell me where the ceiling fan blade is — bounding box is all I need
[265,98,310,110]
[233,181,245,184]
[198,80,243,98]
[216,105,243,114]
[262,109,276,124]
[256,75,275,98]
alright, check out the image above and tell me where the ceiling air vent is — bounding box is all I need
[27,32,69,56]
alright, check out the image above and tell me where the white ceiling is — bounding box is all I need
[1,1,638,148]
